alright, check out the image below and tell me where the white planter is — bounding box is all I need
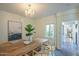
[27,36,32,42]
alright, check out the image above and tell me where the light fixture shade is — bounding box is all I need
[25,4,35,17]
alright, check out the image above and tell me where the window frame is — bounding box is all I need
[45,24,54,39]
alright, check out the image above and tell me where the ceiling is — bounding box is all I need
[0,3,79,19]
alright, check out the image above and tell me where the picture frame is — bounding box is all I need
[8,20,22,41]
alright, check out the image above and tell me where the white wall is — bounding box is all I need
[0,10,33,43]
[34,15,56,38]
[33,15,56,46]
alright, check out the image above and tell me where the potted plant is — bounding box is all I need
[25,24,35,42]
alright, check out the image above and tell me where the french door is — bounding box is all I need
[61,21,78,55]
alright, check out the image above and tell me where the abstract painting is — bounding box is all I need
[8,21,22,41]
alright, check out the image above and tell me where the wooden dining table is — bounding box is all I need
[0,40,41,56]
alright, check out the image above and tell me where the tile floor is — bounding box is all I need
[48,49,79,56]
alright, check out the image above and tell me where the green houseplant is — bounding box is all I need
[25,24,35,42]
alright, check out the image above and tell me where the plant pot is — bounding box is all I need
[27,36,32,42]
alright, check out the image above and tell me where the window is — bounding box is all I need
[45,24,54,38]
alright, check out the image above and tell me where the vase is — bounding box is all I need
[27,35,32,42]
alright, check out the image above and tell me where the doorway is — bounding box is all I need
[61,21,78,55]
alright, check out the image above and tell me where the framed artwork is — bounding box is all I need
[8,21,22,41]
